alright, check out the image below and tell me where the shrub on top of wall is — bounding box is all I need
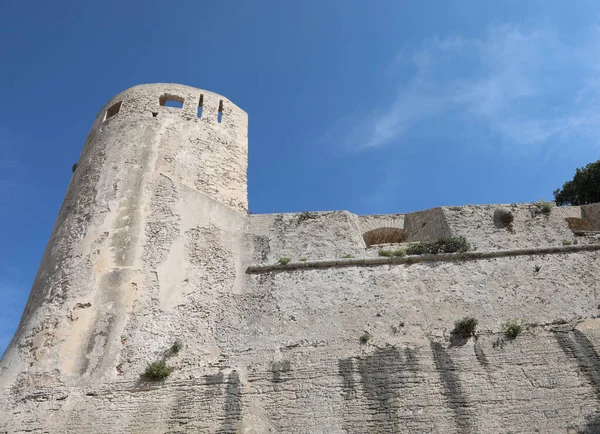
[297,211,317,223]
[540,201,552,214]
[406,236,471,255]
[532,200,553,216]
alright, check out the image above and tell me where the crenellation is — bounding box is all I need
[2,83,600,433]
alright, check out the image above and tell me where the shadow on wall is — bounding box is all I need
[363,228,408,247]
[555,330,600,433]
[581,203,600,231]
[338,346,420,432]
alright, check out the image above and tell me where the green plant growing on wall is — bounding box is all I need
[406,236,471,255]
[342,254,355,258]
[502,320,522,340]
[541,201,552,214]
[141,360,173,381]
[299,257,307,262]
[533,200,552,215]
[359,333,372,344]
[278,257,291,265]
[451,317,477,339]
[562,239,572,246]
[297,211,317,223]
[170,341,182,355]
[378,249,405,257]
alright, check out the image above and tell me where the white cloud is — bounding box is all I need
[339,22,600,153]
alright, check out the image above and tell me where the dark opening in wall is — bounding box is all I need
[105,101,122,121]
[218,100,223,123]
[363,227,408,247]
[197,94,204,118]
[159,94,184,108]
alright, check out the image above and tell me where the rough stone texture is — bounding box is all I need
[443,203,580,251]
[405,207,452,242]
[249,211,365,262]
[582,203,600,230]
[2,83,600,433]
[493,207,514,226]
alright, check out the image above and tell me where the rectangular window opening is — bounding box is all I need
[105,101,122,121]
[159,94,184,109]
[218,100,223,123]
[197,94,204,118]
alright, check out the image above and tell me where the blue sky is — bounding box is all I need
[1,1,600,353]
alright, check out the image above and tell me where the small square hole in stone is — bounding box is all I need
[105,101,122,121]
[159,94,184,108]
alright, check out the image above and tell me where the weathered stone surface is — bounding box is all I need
[494,206,514,226]
[2,83,600,433]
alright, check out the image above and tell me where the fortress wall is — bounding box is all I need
[443,204,580,251]
[236,251,600,353]
[6,331,600,434]
[3,250,600,433]
[219,249,600,433]
[249,211,365,262]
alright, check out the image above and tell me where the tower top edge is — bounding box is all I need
[107,83,245,112]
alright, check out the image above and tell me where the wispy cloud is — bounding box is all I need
[335,22,600,153]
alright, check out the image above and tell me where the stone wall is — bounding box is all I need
[249,211,365,262]
[582,203,600,230]
[3,247,600,433]
[443,203,580,251]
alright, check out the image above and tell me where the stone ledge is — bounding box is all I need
[246,243,600,274]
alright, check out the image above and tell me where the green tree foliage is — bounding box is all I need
[554,160,600,206]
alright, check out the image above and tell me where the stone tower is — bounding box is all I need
[0,83,249,386]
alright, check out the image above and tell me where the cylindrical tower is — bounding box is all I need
[0,84,248,387]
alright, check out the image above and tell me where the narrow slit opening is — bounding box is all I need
[159,94,184,108]
[105,101,122,121]
[218,100,223,123]
[197,94,204,118]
